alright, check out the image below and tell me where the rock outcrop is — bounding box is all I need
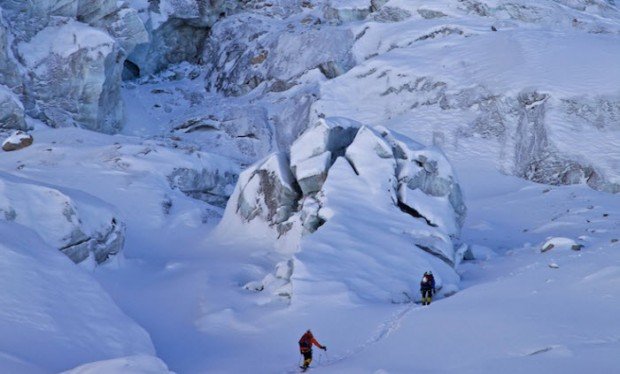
[228,116,465,240]
[2,131,32,151]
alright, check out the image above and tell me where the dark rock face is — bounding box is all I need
[203,14,355,97]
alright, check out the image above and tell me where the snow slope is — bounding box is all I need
[313,2,620,191]
[0,221,156,372]
[0,0,619,373]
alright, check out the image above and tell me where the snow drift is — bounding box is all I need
[0,221,154,372]
[0,173,125,265]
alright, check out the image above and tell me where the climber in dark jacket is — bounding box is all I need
[420,271,436,305]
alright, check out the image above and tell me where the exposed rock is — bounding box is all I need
[458,0,491,16]
[228,116,466,242]
[126,0,239,77]
[128,18,210,78]
[0,0,153,133]
[373,6,412,22]
[2,131,32,151]
[77,0,117,23]
[60,217,125,264]
[0,14,22,90]
[323,1,372,23]
[0,0,78,41]
[0,86,26,130]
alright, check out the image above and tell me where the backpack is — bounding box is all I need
[299,334,312,351]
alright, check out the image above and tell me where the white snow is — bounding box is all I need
[62,355,171,374]
[1,131,29,148]
[18,20,115,69]
[0,221,155,372]
[294,151,331,181]
[1,0,620,373]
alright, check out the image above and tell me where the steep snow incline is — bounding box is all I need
[0,222,156,372]
[292,156,460,303]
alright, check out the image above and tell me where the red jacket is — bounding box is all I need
[299,331,323,353]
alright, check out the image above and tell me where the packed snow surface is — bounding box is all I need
[1,0,620,372]
[2,122,619,373]
[0,222,154,373]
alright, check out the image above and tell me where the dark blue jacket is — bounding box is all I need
[420,274,435,291]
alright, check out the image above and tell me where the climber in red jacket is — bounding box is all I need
[298,329,326,370]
